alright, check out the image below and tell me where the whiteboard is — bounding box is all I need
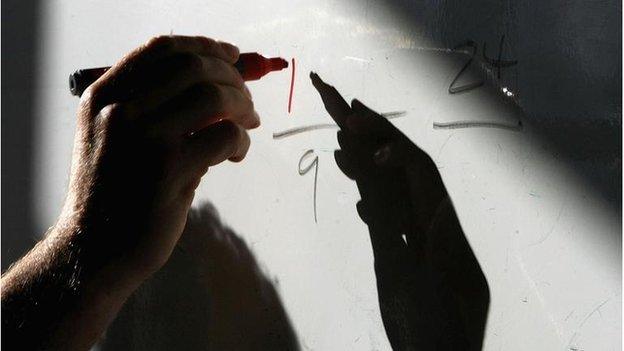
[33,1,621,350]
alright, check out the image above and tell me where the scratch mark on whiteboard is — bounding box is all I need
[274,124,338,139]
[515,252,566,344]
[567,298,611,349]
[564,310,575,321]
[578,298,610,329]
[529,202,565,246]
[437,133,456,159]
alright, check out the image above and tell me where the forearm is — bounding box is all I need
[1,225,142,350]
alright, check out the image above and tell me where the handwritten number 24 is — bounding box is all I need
[448,36,517,94]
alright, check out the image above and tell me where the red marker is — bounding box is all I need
[234,53,288,81]
[288,58,296,113]
[69,52,289,97]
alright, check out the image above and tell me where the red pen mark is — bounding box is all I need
[288,58,296,113]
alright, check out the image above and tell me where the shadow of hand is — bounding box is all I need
[101,203,299,351]
[311,72,489,351]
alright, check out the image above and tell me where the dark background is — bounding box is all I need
[3,0,41,270]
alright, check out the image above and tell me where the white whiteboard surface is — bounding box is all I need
[34,1,620,350]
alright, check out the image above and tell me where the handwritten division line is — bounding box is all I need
[273,124,337,139]
[378,111,407,119]
[272,111,406,139]
[432,120,522,131]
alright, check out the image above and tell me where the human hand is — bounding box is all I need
[56,35,258,286]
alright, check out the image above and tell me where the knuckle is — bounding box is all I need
[79,84,103,112]
[178,52,204,73]
[207,58,243,87]
[234,133,250,161]
[195,36,218,49]
[231,66,245,87]
[79,86,95,107]
[146,35,175,51]
[221,121,241,143]
[97,103,128,131]
[244,95,254,111]
[197,83,224,111]
[220,61,244,87]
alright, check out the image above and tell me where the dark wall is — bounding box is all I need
[380,0,621,210]
[2,0,41,271]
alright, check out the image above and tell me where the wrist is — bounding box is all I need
[7,222,149,350]
[48,219,147,304]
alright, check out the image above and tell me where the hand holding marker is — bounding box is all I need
[69,52,288,96]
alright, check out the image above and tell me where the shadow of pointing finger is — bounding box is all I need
[312,72,490,351]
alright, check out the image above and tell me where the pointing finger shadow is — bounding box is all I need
[311,72,490,351]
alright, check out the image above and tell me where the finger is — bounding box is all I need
[310,72,351,128]
[227,128,251,162]
[141,35,237,67]
[217,40,240,63]
[154,36,235,61]
[129,53,246,113]
[148,82,259,137]
[182,121,251,175]
[90,36,239,106]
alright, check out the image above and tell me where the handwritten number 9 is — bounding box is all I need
[298,149,319,223]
